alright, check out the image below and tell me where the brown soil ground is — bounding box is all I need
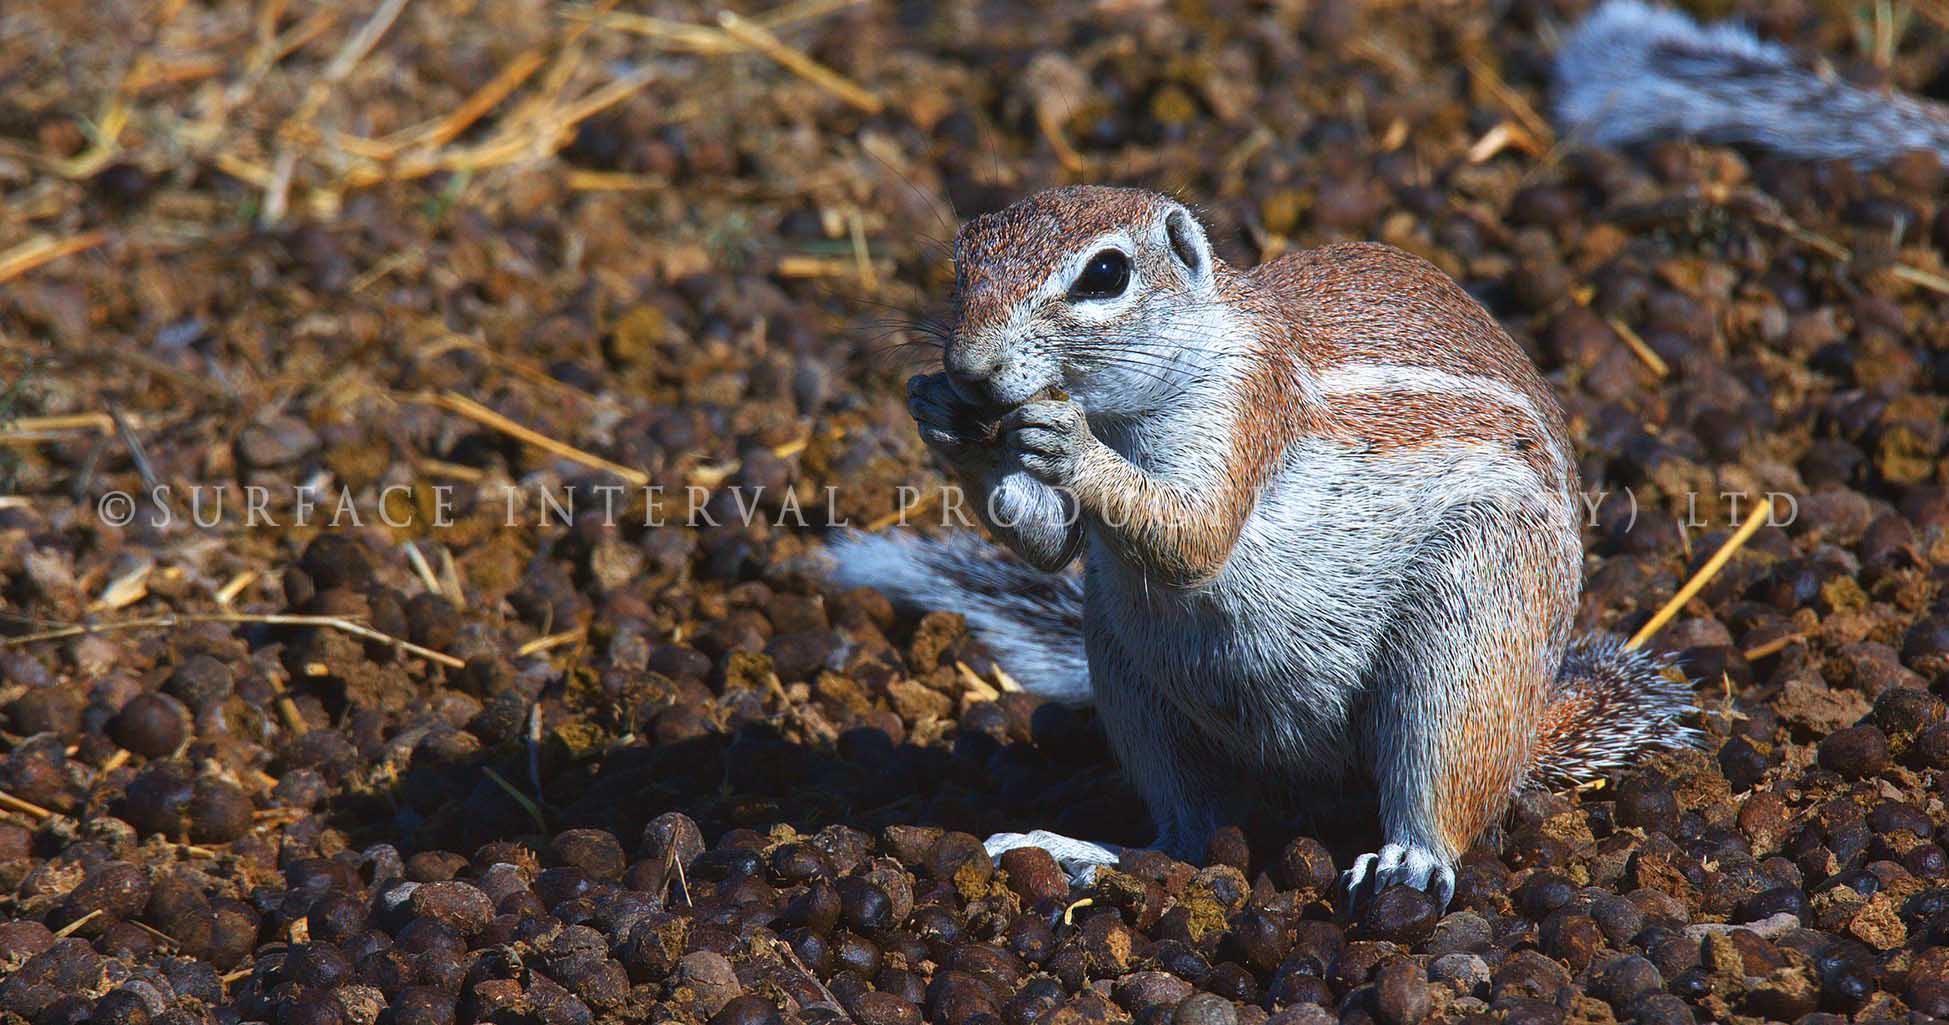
[2,2,1948,1024]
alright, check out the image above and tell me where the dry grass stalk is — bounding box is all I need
[481,766,548,831]
[1466,122,1542,164]
[256,7,343,75]
[566,9,732,54]
[1221,128,1273,178]
[0,790,53,820]
[109,405,158,491]
[212,154,275,189]
[715,11,884,114]
[262,0,411,222]
[1035,105,1088,174]
[1464,57,1554,143]
[1744,209,1949,296]
[1342,37,1417,82]
[265,672,310,736]
[516,629,585,658]
[416,457,488,482]
[776,255,875,279]
[771,935,849,1017]
[565,170,664,191]
[510,0,620,125]
[1742,632,1804,661]
[333,67,653,189]
[866,487,937,531]
[564,0,865,54]
[261,146,301,226]
[1627,500,1774,650]
[685,458,742,489]
[438,547,467,609]
[1889,263,1949,296]
[0,612,467,669]
[348,249,424,293]
[0,231,111,286]
[89,561,154,613]
[543,67,659,131]
[426,332,603,407]
[55,90,131,179]
[1772,220,1850,260]
[52,909,102,939]
[403,541,443,596]
[378,49,549,155]
[955,661,1001,704]
[757,0,869,29]
[666,842,692,906]
[214,570,260,606]
[1606,317,1670,378]
[0,413,116,441]
[847,207,878,290]
[124,56,228,94]
[323,0,412,84]
[414,390,650,486]
[491,0,619,151]
[253,0,293,49]
[129,921,179,950]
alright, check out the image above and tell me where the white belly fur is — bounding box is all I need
[1081,437,1552,797]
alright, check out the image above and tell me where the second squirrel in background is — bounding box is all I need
[1557,0,1949,167]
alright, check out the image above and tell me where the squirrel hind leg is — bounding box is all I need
[1350,510,1577,911]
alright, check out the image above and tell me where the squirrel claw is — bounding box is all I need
[984,829,1121,887]
[1341,843,1456,913]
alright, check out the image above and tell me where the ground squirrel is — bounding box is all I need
[829,186,1698,908]
[1557,0,1949,167]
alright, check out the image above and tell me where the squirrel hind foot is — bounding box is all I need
[1341,843,1456,913]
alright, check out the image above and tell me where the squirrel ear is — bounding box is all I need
[1164,208,1210,286]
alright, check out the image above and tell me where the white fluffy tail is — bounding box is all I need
[825,531,1093,705]
[1556,0,1949,166]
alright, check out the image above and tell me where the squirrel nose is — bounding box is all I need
[944,344,1002,404]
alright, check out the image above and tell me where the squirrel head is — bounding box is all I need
[944,186,1226,414]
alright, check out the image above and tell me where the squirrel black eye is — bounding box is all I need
[1068,249,1130,301]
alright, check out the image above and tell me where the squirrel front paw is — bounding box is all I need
[1342,843,1456,913]
[908,372,1002,458]
[1004,399,1092,486]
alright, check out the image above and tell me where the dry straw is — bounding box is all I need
[1626,499,1774,651]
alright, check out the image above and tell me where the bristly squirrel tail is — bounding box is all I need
[824,531,1093,706]
[1555,0,1949,166]
[1529,634,1701,790]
